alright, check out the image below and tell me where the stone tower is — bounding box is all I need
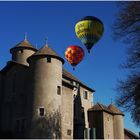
[88,103,114,139]
[88,103,124,139]
[27,44,64,138]
[10,39,37,65]
[108,104,124,139]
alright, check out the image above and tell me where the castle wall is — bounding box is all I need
[113,115,124,139]
[0,73,1,93]
[0,73,3,131]
[88,111,104,139]
[103,112,114,139]
[61,85,73,139]
[0,65,28,137]
[80,86,93,128]
[28,56,62,138]
[12,49,35,65]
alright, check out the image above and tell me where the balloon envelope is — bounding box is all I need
[65,45,84,69]
[75,16,104,53]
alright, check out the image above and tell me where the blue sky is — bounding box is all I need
[0,1,139,135]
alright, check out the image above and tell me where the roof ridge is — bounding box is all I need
[10,39,37,53]
[98,103,104,110]
[62,68,94,92]
[15,39,34,48]
[108,104,124,115]
[27,44,65,64]
[33,44,60,56]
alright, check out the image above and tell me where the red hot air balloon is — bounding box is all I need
[65,45,84,70]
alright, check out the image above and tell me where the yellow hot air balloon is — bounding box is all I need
[75,16,104,53]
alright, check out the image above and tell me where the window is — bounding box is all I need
[57,86,61,95]
[83,91,88,99]
[47,57,51,63]
[108,134,110,138]
[82,107,85,119]
[19,50,23,53]
[21,119,26,131]
[39,107,45,117]
[67,129,71,135]
[107,117,110,121]
[16,120,20,131]
[73,81,76,86]
[12,73,16,92]
[16,119,26,132]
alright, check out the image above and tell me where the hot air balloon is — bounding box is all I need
[65,45,84,70]
[75,16,104,53]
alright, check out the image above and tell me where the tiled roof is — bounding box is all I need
[32,45,60,57]
[62,68,95,92]
[28,45,64,64]
[10,39,37,53]
[108,104,124,115]
[63,68,80,83]
[124,128,139,139]
[88,103,124,116]
[88,103,112,114]
[15,39,34,48]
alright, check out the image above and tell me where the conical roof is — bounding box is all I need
[28,44,64,64]
[88,103,124,116]
[10,39,37,53]
[88,103,112,114]
[108,104,124,115]
[15,39,34,48]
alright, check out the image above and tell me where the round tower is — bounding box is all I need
[10,39,37,65]
[108,104,124,139]
[27,44,64,138]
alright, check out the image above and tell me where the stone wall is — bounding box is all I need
[0,64,28,138]
[28,56,62,138]
[113,115,124,139]
[80,86,93,128]
[12,49,35,66]
[61,85,73,139]
[103,112,114,139]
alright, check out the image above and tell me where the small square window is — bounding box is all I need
[67,129,71,135]
[16,119,26,132]
[73,81,76,86]
[83,91,88,99]
[39,107,45,117]
[107,117,110,121]
[19,50,23,53]
[57,86,61,95]
[108,134,110,138]
[16,120,20,131]
[47,57,51,63]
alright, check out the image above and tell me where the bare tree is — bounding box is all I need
[112,1,140,127]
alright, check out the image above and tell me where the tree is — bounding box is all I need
[112,1,140,127]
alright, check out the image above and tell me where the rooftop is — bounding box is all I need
[88,103,124,115]
[10,39,38,53]
[108,104,124,115]
[63,68,95,92]
[27,44,64,64]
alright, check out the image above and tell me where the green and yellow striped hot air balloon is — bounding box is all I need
[75,16,104,53]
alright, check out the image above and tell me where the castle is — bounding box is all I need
[0,39,125,139]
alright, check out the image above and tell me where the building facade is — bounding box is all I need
[0,39,125,139]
